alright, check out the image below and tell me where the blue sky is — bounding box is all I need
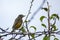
[0,0,60,40]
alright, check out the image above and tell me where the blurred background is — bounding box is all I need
[0,0,60,40]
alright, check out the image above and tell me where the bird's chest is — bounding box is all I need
[15,20,22,29]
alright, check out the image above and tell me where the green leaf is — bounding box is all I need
[54,38,59,40]
[41,23,46,28]
[31,34,35,39]
[50,14,59,20]
[30,26,36,31]
[20,27,26,33]
[51,24,57,31]
[43,35,50,40]
[40,16,46,22]
[42,8,48,11]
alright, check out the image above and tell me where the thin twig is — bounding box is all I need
[25,0,34,40]
[26,22,31,40]
[0,27,6,32]
[47,2,50,36]
[25,0,34,21]
[29,34,43,40]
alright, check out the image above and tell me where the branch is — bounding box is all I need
[29,34,43,40]
[25,0,34,21]
[26,22,30,40]
[0,27,6,32]
[25,0,34,40]
[47,2,50,36]
[0,31,43,37]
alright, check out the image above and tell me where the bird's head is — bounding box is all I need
[18,14,25,18]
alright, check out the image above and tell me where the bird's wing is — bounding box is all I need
[12,18,22,29]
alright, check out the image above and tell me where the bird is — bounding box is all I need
[11,14,25,32]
